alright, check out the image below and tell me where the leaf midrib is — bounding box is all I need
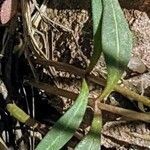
[48,94,87,149]
[110,0,120,62]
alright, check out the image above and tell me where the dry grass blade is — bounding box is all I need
[21,0,57,83]
[32,0,72,32]
[21,0,47,59]
[32,0,48,28]
[32,0,88,63]
[0,137,8,150]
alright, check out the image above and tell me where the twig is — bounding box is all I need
[98,103,150,123]
[27,80,150,123]
[34,58,87,77]
[33,57,150,107]
[27,80,78,100]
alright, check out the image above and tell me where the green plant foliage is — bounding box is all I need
[75,106,102,150]
[86,0,102,73]
[35,79,89,150]
[99,0,132,100]
[6,103,30,123]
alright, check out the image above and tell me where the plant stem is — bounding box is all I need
[114,85,150,107]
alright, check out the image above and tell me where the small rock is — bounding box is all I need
[128,57,147,73]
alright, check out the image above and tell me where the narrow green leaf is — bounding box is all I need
[75,103,102,150]
[92,0,102,36]
[100,0,132,99]
[86,0,102,73]
[35,79,89,150]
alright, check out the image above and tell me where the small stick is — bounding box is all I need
[27,80,150,123]
[33,58,150,107]
[98,103,150,123]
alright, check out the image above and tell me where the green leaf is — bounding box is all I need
[86,0,102,73]
[92,0,102,36]
[75,103,102,150]
[100,0,132,99]
[35,79,89,150]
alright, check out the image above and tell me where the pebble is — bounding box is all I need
[128,57,147,73]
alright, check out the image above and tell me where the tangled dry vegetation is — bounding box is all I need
[0,0,150,149]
